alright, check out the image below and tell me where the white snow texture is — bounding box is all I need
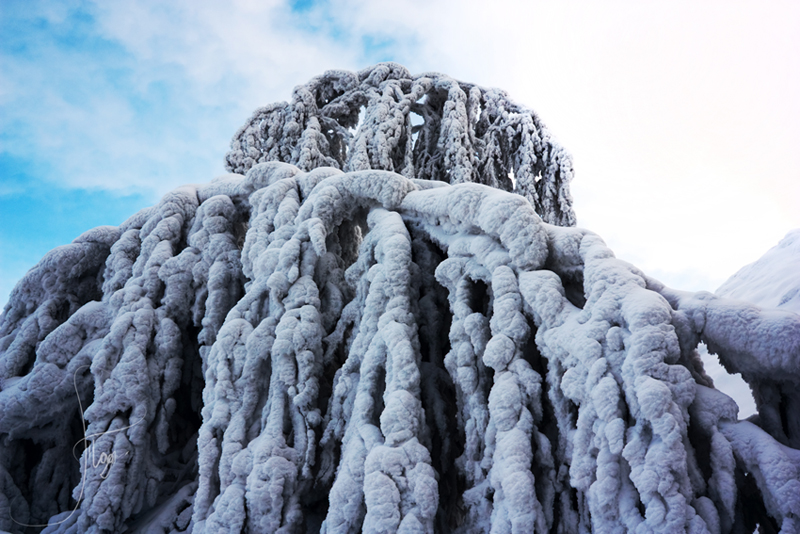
[717,229,800,315]
[1,64,798,533]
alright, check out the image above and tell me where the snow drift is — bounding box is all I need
[1,63,798,533]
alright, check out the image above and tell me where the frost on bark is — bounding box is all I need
[1,64,798,534]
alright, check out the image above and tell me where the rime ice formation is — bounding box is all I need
[224,62,576,227]
[1,64,798,534]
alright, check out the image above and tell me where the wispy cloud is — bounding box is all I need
[1,1,363,194]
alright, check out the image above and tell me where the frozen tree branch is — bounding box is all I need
[225,63,576,227]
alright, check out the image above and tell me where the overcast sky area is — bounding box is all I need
[1,0,799,311]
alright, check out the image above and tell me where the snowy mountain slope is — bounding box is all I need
[716,228,800,314]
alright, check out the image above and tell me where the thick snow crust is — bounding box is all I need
[1,64,798,533]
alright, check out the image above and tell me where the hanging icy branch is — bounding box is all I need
[225,63,576,227]
[2,65,799,534]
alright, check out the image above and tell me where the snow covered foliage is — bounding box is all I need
[1,64,799,533]
[224,63,576,227]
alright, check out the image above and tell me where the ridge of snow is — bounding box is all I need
[716,228,800,315]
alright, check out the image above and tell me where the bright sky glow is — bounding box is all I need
[2,0,799,309]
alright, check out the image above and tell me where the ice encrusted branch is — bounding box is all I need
[1,64,798,533]
[225,63,576,227]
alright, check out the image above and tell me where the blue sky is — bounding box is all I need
[2,0,799,310]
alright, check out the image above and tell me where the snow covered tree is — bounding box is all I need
[1,63,798,533]
[224,63,576,227]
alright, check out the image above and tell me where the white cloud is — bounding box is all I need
[89,0,360,101]
[2,1,363,195]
